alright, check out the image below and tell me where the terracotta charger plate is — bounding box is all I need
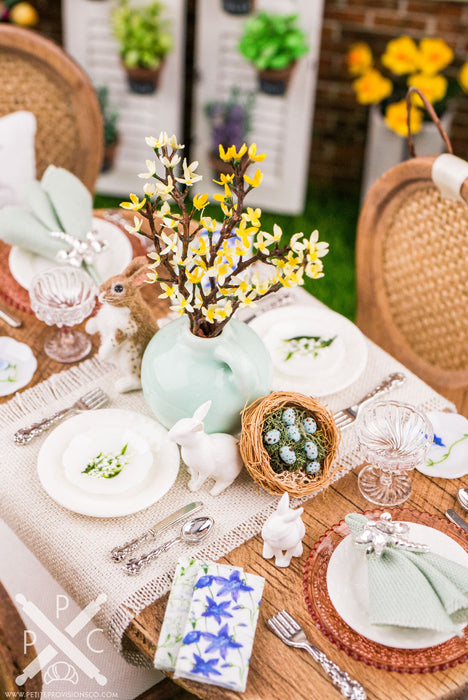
[303,508,468,673]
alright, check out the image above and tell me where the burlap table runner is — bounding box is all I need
[0,292,454,658]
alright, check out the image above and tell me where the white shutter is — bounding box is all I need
[63,0,185,196]
[192,0,324,214]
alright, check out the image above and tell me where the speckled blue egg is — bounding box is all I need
[304,441,318,460]
[306,461,321,475]
[286,425,301,442]
[263,429,281,445]
[282,408,296,426]
[279,445,296,466]
[303,417,317,434]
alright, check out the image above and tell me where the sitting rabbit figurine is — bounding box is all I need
[261,493,305,567]
[86,256,158,393]
[168,401,243,496]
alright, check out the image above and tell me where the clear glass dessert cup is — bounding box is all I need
[30,267,97,363]
[357,400,433,507]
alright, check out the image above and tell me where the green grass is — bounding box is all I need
[94,186,359,320]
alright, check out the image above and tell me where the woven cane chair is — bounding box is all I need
[0,25,102,192]
[356,90,468,416]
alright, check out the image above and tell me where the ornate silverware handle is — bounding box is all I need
[14,408,74,445]
[111,532,153,562]
[125,536,180,575]
[354,372,406,411]
[305,645,366,700]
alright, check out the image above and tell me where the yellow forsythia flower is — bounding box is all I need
[407,73,447,104]
[418,38,453,75]
[382,36,420,75]
[347,42,373,76]
[243,168,263,188]
[248,143,267,162]
[353,69,392,105]
[385,100,423,137]
[459,62,468,93]
[120,193,145,211]
[193,193,209,210]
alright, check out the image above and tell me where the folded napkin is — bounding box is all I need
[155,558,264,692]
[0,165,93,260]
[346,512,468,635]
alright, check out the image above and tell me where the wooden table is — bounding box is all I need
[1,228,468,700]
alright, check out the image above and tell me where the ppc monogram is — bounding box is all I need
[15,592,108,686]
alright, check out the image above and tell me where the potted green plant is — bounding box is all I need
[96,86,119,172]
[239,12,308,96]
[222,0,254,16]
[204,87,254,178]
[112,0,172,95]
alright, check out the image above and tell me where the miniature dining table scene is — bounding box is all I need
[1,2,468,700]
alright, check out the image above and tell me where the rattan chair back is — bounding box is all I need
[0,25,103,192]
[356,91,468,414]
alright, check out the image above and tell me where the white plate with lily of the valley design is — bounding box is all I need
[249,305,368,396]
[0,336,37,396]
[37,409,180,517]
[327,522,468,649]
[9,217,133,290]
[416,411,468,479]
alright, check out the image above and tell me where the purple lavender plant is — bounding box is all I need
[205,87,254,156]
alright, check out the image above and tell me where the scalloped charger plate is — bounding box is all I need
[37,408,180,517]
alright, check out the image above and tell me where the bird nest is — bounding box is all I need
[240,392,343,497]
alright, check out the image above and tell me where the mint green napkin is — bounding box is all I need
[346,513,468,635]
[0,165,93,260]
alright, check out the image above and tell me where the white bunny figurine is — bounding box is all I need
[168,401,243,496]
[261,493,305,567]
[86,256,159,393]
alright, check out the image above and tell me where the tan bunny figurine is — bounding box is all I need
[86,256,158,393]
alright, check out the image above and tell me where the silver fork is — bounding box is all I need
[333,372,406,431]
[267,610,366,700]
[14,388,109,445]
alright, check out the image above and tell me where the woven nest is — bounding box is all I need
[240,392,342,497]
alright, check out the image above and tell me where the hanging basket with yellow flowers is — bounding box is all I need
[347,36,468,137]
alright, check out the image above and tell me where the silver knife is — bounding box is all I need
[0,304,22,328]
[445,509,468,534]
[111,501,203,562]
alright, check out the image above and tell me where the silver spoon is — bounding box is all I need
[125,516,214,575]
[457,488,468,511]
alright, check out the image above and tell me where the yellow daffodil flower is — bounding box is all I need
[381,36,420,75]
[244,168,263,188]
[138,159,157,179]
[242,207,262,226]
[248,143,267,162]
[385,99,423,136]
[460,61,468,93]
[175,159,203,186]
[347,42,373,76]
[408,72,447,104]
[120,193,145,211]
[193,193,209,210]
[213,173,234,186]
[353,69,393,105]
[124,215,142,235]
[418,38,453,75]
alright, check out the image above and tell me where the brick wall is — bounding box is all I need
[311,0,468,191]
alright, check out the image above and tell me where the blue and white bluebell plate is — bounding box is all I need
[417,411,468,479]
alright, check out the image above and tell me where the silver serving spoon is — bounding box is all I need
[125,516,214,575]
[457,488,468,511]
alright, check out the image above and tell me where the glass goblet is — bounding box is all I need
[357,400,433,507]
[30,267,97,363]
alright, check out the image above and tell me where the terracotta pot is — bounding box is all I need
[258,62,296,96]
[101,138,119,173]
[222,0,254,15]
[123,64,163,95]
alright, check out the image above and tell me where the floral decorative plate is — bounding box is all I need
[303,508,468,673]
[416,411,468,478]
[0,336,37,396]
[249,305,368,396]
[8,217,133,290]
[37,408,180,517]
